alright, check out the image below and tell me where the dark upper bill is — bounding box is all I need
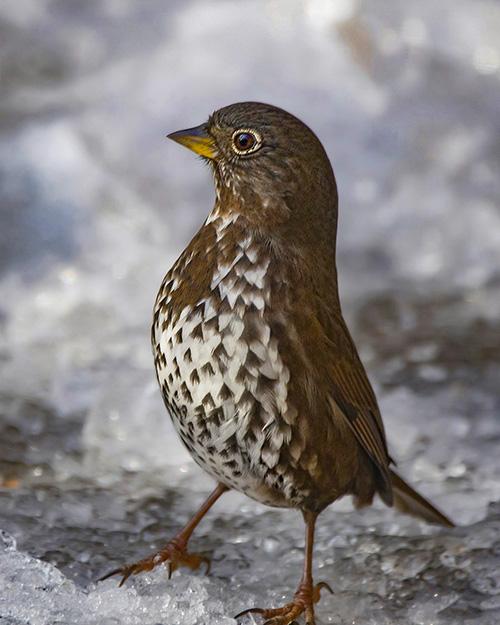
[167,123,216,159]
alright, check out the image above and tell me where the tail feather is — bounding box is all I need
[390,469,454,527]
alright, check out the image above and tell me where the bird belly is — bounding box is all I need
[153,281,316,508]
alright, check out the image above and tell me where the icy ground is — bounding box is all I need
[1,0,500,624]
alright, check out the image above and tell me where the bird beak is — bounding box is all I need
[167,123,216,159]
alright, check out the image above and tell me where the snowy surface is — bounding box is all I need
[1,1,500,624]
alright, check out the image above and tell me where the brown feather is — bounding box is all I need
[390,469,455,527]
[320,306,393,505]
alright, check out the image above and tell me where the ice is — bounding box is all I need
[0,528,240,625]
[1,0,500,623]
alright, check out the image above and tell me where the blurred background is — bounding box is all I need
[1,1,499,624]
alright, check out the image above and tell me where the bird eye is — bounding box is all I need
[234,132,254,150]
[232,130,261,155]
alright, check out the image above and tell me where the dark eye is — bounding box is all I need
[234,132,254,150]
[232,129,261,154]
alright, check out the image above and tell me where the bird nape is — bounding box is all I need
[100,102,454,625]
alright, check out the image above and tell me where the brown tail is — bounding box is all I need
[390,469,454,527]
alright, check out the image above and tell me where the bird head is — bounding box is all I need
[168,102,338,245]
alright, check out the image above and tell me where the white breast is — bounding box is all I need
[153,229,295,494]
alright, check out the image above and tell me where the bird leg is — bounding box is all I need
[236,511,333,625]
[99,483,228,586]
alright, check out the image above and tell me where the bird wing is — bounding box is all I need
[323,310,393,505]
[323,312,455,524]
[306,288,453,522]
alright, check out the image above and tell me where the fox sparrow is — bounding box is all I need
[102,102,453,624]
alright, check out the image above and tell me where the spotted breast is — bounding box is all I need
[152,208,305,507]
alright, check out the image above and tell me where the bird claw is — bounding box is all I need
[235,581,333,625]
[235,607,265,619]
[165,559,173,580]
[314,581,334,598]
[98,540,210,586]
[98,567,129,583]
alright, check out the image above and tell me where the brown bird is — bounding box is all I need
[102,102,453,624]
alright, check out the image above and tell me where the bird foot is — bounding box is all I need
[98,536,210,586]
[235,581,333,625]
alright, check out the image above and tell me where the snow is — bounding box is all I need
[1,0,500,623]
